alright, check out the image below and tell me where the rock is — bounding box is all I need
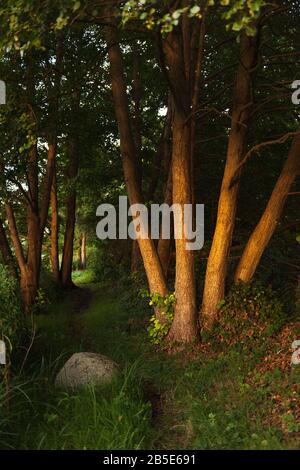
[55,352,119,390]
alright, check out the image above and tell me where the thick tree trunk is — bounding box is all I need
[105,15,168,299]
[20,265,38,312]
[50,170,60,282]
[201,33,260,330]
[26,145,41,302]
[235,129,300,283]
[167,108,197,342]
[159,15,203,342]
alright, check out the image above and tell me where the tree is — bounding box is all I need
[235,126,300,283]
[104,5,169,307]
[201,30,260,330]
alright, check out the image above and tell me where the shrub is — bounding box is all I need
[0,264,23,363]
[146,292,176,344]
[88,245,125,283]
[215,283,286,348]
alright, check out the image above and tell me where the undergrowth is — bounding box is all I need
[1,271,299,450]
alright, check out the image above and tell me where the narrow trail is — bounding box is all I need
[67,285,96,351]
[64,283,190,450]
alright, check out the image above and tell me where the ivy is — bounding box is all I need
[143,291,176,344]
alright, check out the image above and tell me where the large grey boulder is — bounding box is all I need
[55,352,119,390]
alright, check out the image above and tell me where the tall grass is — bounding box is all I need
[0,360,152,450]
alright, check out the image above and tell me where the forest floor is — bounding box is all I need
[1,272,300,450]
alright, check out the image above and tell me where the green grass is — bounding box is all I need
[72,270,95,284]
[1,270,299,450]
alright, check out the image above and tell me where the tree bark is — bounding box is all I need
[5,203,36,312]
[159,12,204,342]
[105,13,168,299]
[235,128,300,283]
[201,32,260,330]
[50,169,60,282]
[167,107,197,342]
[40,143,57,235]
[60,137,79,288]
[157,156,173,278]
[80,233,87,270]
[26,144,41,303]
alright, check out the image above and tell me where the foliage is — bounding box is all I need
[146,292,176,344]
[88,245,125,283]
[215,283,287,347]
[2,282,299,450]
[123,0,203,33]
[0,264,23,359]
[122,0,265,35]
[218,0,266,35]
[0,0,81,52]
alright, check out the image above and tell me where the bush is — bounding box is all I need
[88,245,126,283]
[146,292,176,344]
[0,264,23,363]
[215,283,286,348]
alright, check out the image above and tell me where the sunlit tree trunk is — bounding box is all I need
[80,233,87,270]
[201,32,260,330]
[235,129,300,283]
[159,10,205,342]
[5,203,36,312]
[167,107,197,342]
[157,163,173,278]
[105,12,168,299]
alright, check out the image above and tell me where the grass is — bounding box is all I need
[1,270,299,450]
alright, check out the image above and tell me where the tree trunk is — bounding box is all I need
[167,108,197,342]
[131,240,140,273]
[105,14,168,299]
[60,139,79,288]
[159,13,203,342]
[157,158,173,278]
[80,233,87,270]
[5,203,36,313]
[50,170,60,282]
[201,32,260,331]
[40,143,57,235]
[20,265,38,312]
[235,129,300,283]
[26,144,41,302]
[61,192,77,287]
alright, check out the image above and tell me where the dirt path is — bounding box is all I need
[67,286,95,351]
